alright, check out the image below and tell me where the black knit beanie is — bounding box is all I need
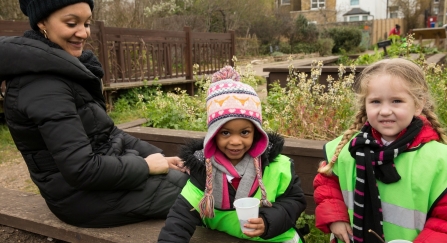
[19,0,94,31]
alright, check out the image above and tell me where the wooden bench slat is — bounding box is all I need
[0,187,250,243]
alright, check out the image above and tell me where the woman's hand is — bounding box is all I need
[242,217,265,238]
[144,153,169,175]
[166,156,189,174]
[330,221,353,242]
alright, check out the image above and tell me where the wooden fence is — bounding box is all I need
[0,20,235,94]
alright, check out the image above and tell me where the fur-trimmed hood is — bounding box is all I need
[179,132,285,174]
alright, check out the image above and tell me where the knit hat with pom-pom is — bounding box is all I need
[199,66,271,218]
[203,66,268,158]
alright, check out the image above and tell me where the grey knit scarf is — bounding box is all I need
[211,154,257,209]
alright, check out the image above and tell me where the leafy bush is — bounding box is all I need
[316,38,334,56]
[263,60,356,140]
[271,51,284,57]
[279,42,292,54]
[292,43,319,54]
[422,60,447,125]
[325,27,362,53]
[289,15,319,45]
[297,213,330,242]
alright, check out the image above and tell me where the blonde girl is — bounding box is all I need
[314,58,447,243]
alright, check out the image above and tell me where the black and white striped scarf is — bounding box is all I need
[348,118,423,243]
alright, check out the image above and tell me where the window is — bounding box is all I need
[390,12,398,18]
[434,7,439,14]
[281,0,290,4]
[362,15,368,20]
[350,0,359,5]
[311,0,325,9]
[349,16,360,21]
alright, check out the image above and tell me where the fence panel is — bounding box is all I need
[191,31,234,76]
[0,20,235,89]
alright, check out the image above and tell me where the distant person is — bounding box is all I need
[158,66,307,242]
[389,24,401,37]
[0,0,188,227]
[314,58,447,242]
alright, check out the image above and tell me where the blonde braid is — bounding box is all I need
[318,109,367,175]
[423,109,447,144]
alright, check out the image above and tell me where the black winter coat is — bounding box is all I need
[158,133,307,242]
[0,36,188,227]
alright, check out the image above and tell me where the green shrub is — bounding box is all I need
[263,60,356,140]
[279,42,292,54]
[292,43,319,54]
[271,51,284,57]
[325,27,362,53]
[297,213,330,242]
[316,38,334,56]
[290,14,319,45]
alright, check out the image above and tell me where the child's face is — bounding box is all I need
[215,119,255,166]
[365,74,423,141]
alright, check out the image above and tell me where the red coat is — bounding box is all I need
[389,27,401,36]
[313,172,447,242]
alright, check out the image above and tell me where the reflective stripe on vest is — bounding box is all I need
[181,154,300,242]
[342,190,426,231]
[326,136,447,241]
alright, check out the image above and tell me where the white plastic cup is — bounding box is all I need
[233,197,260,232]
[388,240,412,243]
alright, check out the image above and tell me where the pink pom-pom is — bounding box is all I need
[211,65,241,83]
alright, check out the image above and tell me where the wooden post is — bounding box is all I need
[184,26,193,80]
[229,30,235,67]
[96,21,110,87]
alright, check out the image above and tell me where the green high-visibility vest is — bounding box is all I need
[326,136,447,241]
[181,154,301,242]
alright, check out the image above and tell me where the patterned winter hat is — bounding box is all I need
[19,0,94,31]
[199,66,272,218]
[203,66,268,159]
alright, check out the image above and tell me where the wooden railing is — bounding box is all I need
[0,20,235,89]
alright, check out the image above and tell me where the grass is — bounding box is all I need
[108,108,144,125]
[0,124,18,165]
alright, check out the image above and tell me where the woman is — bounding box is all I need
[0,0,188,228]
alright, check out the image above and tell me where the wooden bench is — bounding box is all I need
[0,187,251,243]
[411,27,447,49]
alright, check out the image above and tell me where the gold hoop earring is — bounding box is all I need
[43,30,48,39]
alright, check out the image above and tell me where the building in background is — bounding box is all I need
[276,0,338,24]
[336,0,387,22]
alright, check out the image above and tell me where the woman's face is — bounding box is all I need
[37,3,92,57]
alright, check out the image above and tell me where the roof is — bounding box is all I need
[343,7,370,16]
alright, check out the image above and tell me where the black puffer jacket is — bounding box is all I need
[0,35,188,227]
[158,133,307,242]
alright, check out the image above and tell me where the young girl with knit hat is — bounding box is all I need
[158,66,307,242]
[313,58,447,243]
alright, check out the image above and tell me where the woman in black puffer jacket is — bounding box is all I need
[0,0,188,227]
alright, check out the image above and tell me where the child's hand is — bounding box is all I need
[330,221,352,242]
[242,217,265,237]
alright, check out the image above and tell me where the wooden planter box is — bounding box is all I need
[120,124,327,215]
[264,65,367,94]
